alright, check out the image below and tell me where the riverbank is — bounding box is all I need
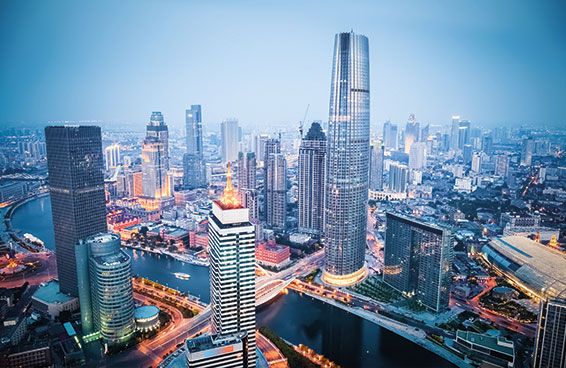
[122,243,209,267]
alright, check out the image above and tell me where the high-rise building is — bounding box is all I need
[184,105,206,189]
[238,152,259,220]
[495,155,510,179]
[458,120,471,150]
[383,121,398,150]
[75,233,136,347]
[298,122,326,235]
[221,119,239,163]
[142,112,171,200]
[208,166,256,366]
[45,126,108,296]
[520,138,534,166]
[265,153,286,229]
[450,116,461,152]
[471,152,482,173]
[463,144,473,164]
[323,31,370,286]
[534,297,566,368]
[420,124,429,142]
[252,133,269,166]
[481,135,493,155]
[404,114,420,154]
[408,142,426,170]
[389,163,409,193]
[383,213,452,312]
[185,332,249,368]
[369,141,384,191]
[104,144,121,171]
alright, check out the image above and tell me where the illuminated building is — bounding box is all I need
[208,164,256,366]
[298,122,326,235]
[404,114,419,154]
[322,31,370,287]
[134,305,160,332]
[534,297,566,368]
[185,331,249,368]
[383,213,453,312]
[45,125,108,296]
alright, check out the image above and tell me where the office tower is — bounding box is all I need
[521,138,534,166]
[323,31,369,286]
[383,213,452,312]
[495,155,510,179]
[408,142,426,170]
[534,297,566,368]
[458,120,471,150]
[185,332,249,368]
[420,124,429,142]
[252,133,269,166]
[142,112,171,199]
[471,152,482,173]
[221,119,239,163]
[450,116,461,151]
[265,153,287,229]
[104,144,121,170]
[45,126,108,296]
[238,152,259,220]
[369,140,384,191]
[404,113,420,154]
[75,233,135,347]
[463,144,473,164]
[298,122,326,235]
[389,163,409,193]
[208,166,256,367]
[184,105,206,189]
[383,121,398,150]
[481,135,493,155]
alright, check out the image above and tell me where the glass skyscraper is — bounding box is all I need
[45,126,108,296]
[534,297,566,368]
[322,31,370,286]
[142,112,171,200]
[184,105,206,189]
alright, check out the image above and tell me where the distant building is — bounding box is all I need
[142,112,172,204]
[104,144,121,170]
[45,125,108,296]
[184,105,206,189]
[185,331,249,368]
[404,114,419,154]
[383,213,453,312]
[383,121,398,150]
[471,152,482,173]
[408,142,426,170]
[265,148,286,229]
[520,138,534,166]
[494,155,510,180]
[458,120,471,150]
[221,119,239,163]
[389,163,409,193]
[369,141,384,191]
[237,152,259,220]
[450,116,461,152]
[255,242,290,270]
[534,297,566,368]
[298,122,326,235]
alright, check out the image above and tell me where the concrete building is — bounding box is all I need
[185,331,249,368]
[104,144,121,170]
[383,213,453,312]
[31,280,79,320]
[255,242,291,270]
[383,121,398,150]
[237,152,259,220]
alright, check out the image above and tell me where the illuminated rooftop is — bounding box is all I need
[217,162,241,210]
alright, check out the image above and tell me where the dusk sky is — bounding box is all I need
[1,0,564,131]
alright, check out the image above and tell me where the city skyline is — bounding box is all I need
[1,1,565,129]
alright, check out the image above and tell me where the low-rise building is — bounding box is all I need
[454,330,514,367]
[31,280,79,320]
[185,331,249,368]
[255,242,290,270]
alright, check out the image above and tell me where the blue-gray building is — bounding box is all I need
[322,31,371,287]
[184,105,206,189]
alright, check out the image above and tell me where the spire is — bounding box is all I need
[220,162,240,208]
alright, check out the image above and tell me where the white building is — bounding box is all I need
[104,144,121,170]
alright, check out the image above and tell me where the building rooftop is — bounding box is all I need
[456,330,514,356]
[32,280,76,305]
[484,236,566,298]
[186,332,246,354]
[134,305,159,320]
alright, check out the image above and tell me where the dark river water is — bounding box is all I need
[12,195,453,368]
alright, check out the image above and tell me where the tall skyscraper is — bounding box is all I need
[142,112,171,200]
[221,119,239,163]
[463,144,473,164]
[534,297,566,368]
[45,126,108,296]
[208,165,256,366]
[450,115,461,152]
[495,155,510,179]
[383,213,453,312]
[298,122,326,235]
[75,233,135,347]
[184,105,206,189]
[369,140,384,191]
[323,31,370,286]
[389,163,409,193]
[265,153,287,229]
[471,152,482,173]
[104,144,121,171]
[408,142,426,170]
[404,113,420,154]
[521,138,534,166]
[458,120,471,150]
[238,152,259,220]
[383,121,398,150]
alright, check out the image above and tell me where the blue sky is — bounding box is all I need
[1,0,564,131]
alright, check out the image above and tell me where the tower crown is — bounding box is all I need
[220,163,240,209]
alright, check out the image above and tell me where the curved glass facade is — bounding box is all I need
[323,31,370,284]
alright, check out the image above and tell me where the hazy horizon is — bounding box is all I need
[1,0,565,130]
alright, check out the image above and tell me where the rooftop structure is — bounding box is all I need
[454,330,514,367]
[31,280,79,321]
[185,331,248,367]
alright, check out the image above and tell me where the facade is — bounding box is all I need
[265,153,286,229]
[298,122,326,235]
[221,119,239,163]
[185,332,249,368]
[45,125,108,296]
[142,112,172,201]
[104,144,121,170]
[383,213,453,312]
[184,105,206,189]
[389,163,409,193]
[369,140,384,191]
[75,233,136,347]
[255,242,291,270]
[404,114,419,154]
[322,31,370,286]
[534,297,566,368]
[208,167,256,366]
[0,182,27,203]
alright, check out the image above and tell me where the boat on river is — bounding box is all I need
[174,272,191,280]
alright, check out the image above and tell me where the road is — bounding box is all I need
[256,332,288,368]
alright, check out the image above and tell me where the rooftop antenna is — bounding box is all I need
[299,104,310,138]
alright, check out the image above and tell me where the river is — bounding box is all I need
[12,195,453,368]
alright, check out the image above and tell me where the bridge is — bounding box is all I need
[256,278,294,306]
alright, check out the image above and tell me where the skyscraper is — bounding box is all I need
[520,138,534,166]
[45,126,108,296]
[221,119,239,163]
[323,31,370,286]
[265,153,286,229]
[369,140,384,191]
[208,165,256,366]
[404,113,420,154]
[383,121,398,150]
[104,144,121,171]
[146,112,169,169]
[471,152,482,173]
[450,116,461,152]
[383,213,452,312]
[534,297,566,368]
[184,105,206,189]
[238,152,259,220]
[75,233,136,347]
[142,112,171,201]
[389,163,409,193]
[408,142,426,170]
[495,155,510,179]
[458,120,471,150]
[298,122,326,235]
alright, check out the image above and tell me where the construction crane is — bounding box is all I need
[299,104,310,137]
